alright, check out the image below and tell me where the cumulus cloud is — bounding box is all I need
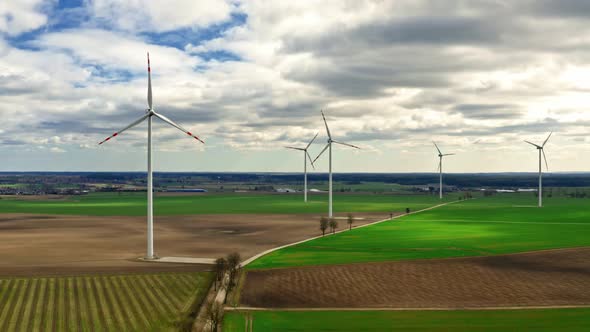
[88,0,235,32]
[0,0,49,36]
[2,0,590,172]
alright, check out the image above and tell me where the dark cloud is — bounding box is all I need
[453,104,524,119]
[37,120,111,134]
[0,138,27,145]
[527,0,590,18]
[285,16,504,55]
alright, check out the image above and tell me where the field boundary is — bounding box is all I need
[240,199,469,268]
[410,219,590,226]
[225,304,590,312]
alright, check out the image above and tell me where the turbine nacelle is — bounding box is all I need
[313,110,360,164]
[524,132,552,171]
[285,132,318,169]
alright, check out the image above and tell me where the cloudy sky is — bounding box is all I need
[1,0,589,173]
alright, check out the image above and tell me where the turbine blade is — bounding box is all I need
[285,146,304,151]
[307,151,316,170]
[542,149,549,171]
[433,141,442,154]
[147,52,152,109]
[306,132,319,150]
[152,111,204,144]
[313,143,330,164]
[443,153,455,156]
[98,113,150,145]
[332,140,360,149]
[542,132,553,147]
[524,140,541,148]
[436,160,440,172]
[321,110,332,139]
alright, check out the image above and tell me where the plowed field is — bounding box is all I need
[241,247,590,308]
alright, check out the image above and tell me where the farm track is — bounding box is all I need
[0,272,211,331]
[241,247,590,309]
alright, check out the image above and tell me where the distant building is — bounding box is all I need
[517,188,537,192]
[276,188,297,193]
[425,183,458,191]
[166,188,207,193]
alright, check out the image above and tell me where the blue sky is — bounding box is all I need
[1,1,590,173]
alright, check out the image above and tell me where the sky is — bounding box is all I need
[1,0,589,173]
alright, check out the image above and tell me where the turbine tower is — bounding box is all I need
[285,133,318,202]
[433,142,454,199]
[313,111,360,218]
[525,132,552,208]
[98,53,204,259]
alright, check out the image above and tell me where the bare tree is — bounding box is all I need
[206,301,223,332]
[320,216,329,236]
[226,252,241,296]
[213,257,226,291]
[347,213,354,230]
[329,218,338,234]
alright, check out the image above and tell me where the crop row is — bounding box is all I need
[0,272,211,332]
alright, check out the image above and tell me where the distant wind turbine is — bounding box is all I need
[98,53,204,259]
[285,133,318,202]
[433,141,455,199]
[525,132,552,208]
[313,111,360,217]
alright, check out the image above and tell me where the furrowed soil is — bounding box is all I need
[241,247,590,308]
[0,212,387,276]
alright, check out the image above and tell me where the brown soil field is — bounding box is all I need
[0,212,385,276]
[241,247,590,308]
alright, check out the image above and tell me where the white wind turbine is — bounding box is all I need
[433,141,455,199]
[98,53,204,260]
[525,132,552,208]
[285,133,318,202]
[313,111,360,218]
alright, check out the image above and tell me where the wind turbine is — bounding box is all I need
[285,133,318,202]
[98,53,204,260]
[433,141,454,199]
[313,111,360,218]
[525,132,552,208]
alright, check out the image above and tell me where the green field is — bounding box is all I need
[0,272,212,332]
[247,193,590,269]
[0,192,457,216]
[223,308,590,332]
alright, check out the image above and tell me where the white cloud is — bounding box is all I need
[49,147,66,153]
[34,29,199,74]
[4,1,590,172]
[0,0,49,36]
[89,0,234,32]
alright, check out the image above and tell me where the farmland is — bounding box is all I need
[240,248,590,308]
[0,272,212,331]
[222,308,590,332]
[247,193,590,269]
[0,192,458,216]
[231,193,590,331]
